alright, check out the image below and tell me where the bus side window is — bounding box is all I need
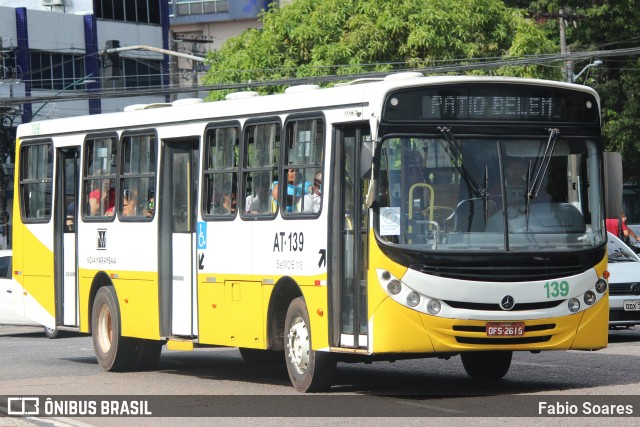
[241,121,280,217]
[283,118,324,216]
[203,125,239,219]
[82,136,117,219]
[119,133,157,220]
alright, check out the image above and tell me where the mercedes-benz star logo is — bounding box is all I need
[501,295,515,311]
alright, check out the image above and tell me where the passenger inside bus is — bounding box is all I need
[272,169,307,212]
[66,202,75,232]
[300,171,322,213]
[122,189,138,217]
[89,175,115,216]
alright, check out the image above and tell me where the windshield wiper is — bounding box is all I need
[523,128,559,231]
[528,128,559,201]
[438,127,485,197]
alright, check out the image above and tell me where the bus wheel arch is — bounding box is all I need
[266,277,302,352]
[87,271,114,334]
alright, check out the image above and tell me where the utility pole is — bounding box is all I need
[173,34,213,99]
[559,8,571,82]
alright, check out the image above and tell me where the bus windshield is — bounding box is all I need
[375,135,604,252]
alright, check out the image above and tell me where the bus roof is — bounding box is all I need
[16,74,599,139]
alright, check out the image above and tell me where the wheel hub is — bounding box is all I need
[287,316,310,375]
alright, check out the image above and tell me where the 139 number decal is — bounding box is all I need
[273,232,304,252]
[544,280,569,298]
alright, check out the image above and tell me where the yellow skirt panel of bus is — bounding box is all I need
[197,280,265,348]
[419,297,608,353]
[113,277,160,340]
[570,291,609,350]
[299,285,330,350]
[370,297,435,353]
[13,225,55,318]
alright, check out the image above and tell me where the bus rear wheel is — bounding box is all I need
[91,286,136,371]
[284,297,336,392]
[461,350,512,381]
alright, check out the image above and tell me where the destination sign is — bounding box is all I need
[383,84,599,123]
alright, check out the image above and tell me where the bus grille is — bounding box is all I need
[411,264,584,282]
[444,300,564,311]
[455,336,552,345]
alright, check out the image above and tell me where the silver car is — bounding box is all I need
[607,232,640,328]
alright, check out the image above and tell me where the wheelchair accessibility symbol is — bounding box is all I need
[197,222,207,249]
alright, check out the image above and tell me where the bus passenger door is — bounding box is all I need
[330,125,370,349]
[54,147,80,327]
[159,139,199,337]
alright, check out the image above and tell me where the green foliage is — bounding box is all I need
[202,0,555,100]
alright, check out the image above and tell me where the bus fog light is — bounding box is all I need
[381,270,391,281]
[568,298,580,313]
[595,279,607,294]
[584,291,596,305]
[407,292,420,307]
[387,280,401,295]
[427,299,441,315]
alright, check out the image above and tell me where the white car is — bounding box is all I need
[0,250,59,338]
[607,232,640,328]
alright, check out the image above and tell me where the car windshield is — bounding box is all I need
[375,135,604,252]
[607,233,638,262]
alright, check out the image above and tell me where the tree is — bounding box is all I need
[523,0,640,184]
[202,0,558,100]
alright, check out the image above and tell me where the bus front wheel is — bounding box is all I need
[284,297,336,392]
[461,350,512,381]
[91,286,136,371]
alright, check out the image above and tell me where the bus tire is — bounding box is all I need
[44,326,59,339]
[284,297,336,392]
[239,348,284,365]
[132,339,163,371]
[91,286,136,371]
[461,350,512,381]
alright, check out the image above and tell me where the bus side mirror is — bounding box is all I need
[360,140,373,179]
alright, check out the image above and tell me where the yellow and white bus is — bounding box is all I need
[13,73,610,392]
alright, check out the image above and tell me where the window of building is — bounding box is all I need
[83,136,117,219]
[174,0,229,17]
[203,125,239,218]
[30,51,85,90]
[19,142,53,222]
[122,58,163,88]
[0,49,17,79]
[282,118,324,215]
[119,133,157,220]
[241,121,280,216]
[94,0,161,24]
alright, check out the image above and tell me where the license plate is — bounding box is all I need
[623,300,640,311]
[486,322,525,336]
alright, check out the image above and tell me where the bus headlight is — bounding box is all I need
[426,299,441,315]
[584,291,596,305]
[407,292,420,307]
[595,279,607,294]
[387,280,402,295]
[568,298,580,313]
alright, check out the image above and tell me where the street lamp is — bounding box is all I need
[572,60,603,83]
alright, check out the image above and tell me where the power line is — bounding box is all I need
[2,46,640,109]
